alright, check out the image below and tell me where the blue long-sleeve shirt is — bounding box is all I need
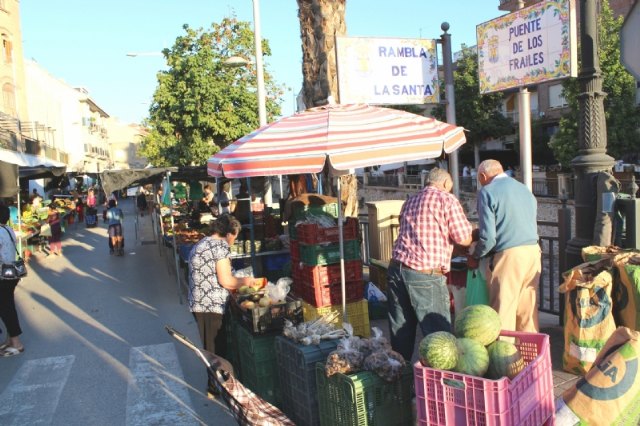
[473,174,538,258]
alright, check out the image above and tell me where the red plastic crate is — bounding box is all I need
[296,217,359,245]
[290,240,299,263]
[414,331,554,426]
[292,279,364,307]
[292,260,363,287]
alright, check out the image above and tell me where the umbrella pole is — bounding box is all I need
[337,176,347,323]
[167,172,183,304]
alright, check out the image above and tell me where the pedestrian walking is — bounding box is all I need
[469,159,541,332]
[106,199,124,256]
[0,205,25,357]
[386,168,473,360]
[136,190,148,217]
[47,203,63,256]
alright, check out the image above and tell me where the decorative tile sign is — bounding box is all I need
[477,0,577,94]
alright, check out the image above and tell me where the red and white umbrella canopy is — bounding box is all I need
[207,103,466,178]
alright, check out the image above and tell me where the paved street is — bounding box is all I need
[0,198,236,426]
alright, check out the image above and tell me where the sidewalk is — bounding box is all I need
[539,311,580,398]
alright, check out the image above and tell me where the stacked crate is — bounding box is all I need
[289,204,370,337]
[275,336,339,426]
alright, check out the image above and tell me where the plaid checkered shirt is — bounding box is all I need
[392,186,472,273]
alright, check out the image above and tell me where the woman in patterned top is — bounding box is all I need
[188,214,262,356]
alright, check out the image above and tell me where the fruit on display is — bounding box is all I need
[485,340,526,380]
[239,300,255,310]
[454,337,490,377]
[418,331,458,371]
[454,304,501,346]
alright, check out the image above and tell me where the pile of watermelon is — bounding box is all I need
[418,305,526,380]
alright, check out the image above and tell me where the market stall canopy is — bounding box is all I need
[100,166,216,196]
[207,103,466,178]
[101,167,175,196]
[0,160,18,197]
[0,147,67,180]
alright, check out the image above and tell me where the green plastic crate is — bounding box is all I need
[235,324,280,406]
[224,314,242,379]
[316,364,414,426]
[299,239,361,266]
[275,337,339,426]
[291,203,339,222]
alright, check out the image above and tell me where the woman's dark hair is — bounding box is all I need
[0,205,9,224]
[108,199,116,208]
[211,214,241,237]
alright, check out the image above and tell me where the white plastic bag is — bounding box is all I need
[366,282,387,302]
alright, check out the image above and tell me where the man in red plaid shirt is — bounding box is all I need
[388,168,473,360]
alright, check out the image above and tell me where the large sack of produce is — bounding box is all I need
[612,253,640,330]
[559,259,616,375]
[556,327,640,426]
[581,245,625,262]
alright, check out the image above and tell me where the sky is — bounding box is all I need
[20,1,505,125]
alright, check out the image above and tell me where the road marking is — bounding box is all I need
[126,343,200,426]
[0,355,75,426]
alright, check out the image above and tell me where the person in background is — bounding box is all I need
[387,168,473,360]
[47,203,63,256]
[0,205,25,357]
[202,184,214,206]
[86,188,97,209]
[187,214,264,360]
[469,159,541,332]
[233,179,252,225]
[106,199,124,256]
[462,165,471,177]
[75,196,84,223]
[31,190,43,210]
[6,199,19,225]
[136,190,148,217]
[505,165,515,177]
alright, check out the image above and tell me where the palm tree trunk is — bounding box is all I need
[296,0,346,108]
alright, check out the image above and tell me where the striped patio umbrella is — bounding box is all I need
[207,103,466,178]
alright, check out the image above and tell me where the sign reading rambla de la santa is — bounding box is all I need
[476,0,577,94]
[336,37,439,105]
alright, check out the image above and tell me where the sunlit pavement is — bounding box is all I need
[0,198,236,425]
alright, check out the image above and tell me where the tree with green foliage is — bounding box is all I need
[549,1,640,168]
[140,18,283,167]
[432,45,514,155]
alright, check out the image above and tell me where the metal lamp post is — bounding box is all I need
[565,0,615,268]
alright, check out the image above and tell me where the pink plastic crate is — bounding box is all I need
[414,331,554,426]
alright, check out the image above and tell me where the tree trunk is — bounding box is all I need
[296,0,346,108]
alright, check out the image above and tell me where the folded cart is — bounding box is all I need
[165,326,294,426]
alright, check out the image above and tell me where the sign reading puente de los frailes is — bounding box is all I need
[476,0,578,94]
[336,37,439,105]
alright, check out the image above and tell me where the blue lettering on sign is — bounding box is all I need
[378,46,429,58]
[375,85,434,96]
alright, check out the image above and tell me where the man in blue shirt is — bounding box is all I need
[470,159,541,332]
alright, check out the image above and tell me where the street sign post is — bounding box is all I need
[621,0,640,80]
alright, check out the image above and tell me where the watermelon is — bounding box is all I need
[486,340,526,380]
[455,338,490,377]
[454,305,501,345]
[418,331,458,370]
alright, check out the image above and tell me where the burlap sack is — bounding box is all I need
[612,253,640,331]
[559,327,640,426]
[559,259,616,375]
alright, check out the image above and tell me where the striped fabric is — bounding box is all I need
[207,103,466,178]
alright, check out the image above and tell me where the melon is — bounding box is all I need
[455,338,490,377]
[418,331,458,371]
[454,305,501,345]
[486,340,526,380]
